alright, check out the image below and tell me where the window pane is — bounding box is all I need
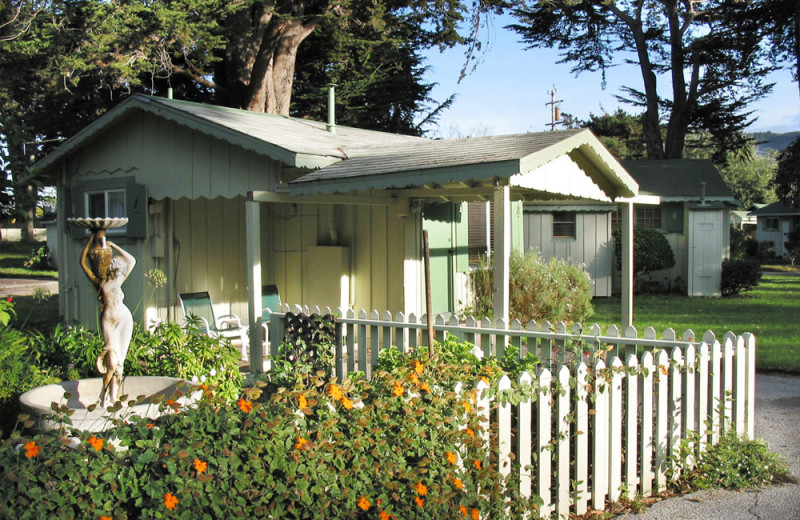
[107,190,126,218]
[553,212,576,238]
[87,193,105,218]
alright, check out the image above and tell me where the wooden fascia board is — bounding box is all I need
[250,190,401,206]
[288,160,519,196]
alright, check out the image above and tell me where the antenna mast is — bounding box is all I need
[545,85,564,131]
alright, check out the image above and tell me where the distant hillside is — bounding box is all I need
[751,131,800,155]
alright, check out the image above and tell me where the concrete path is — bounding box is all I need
[618,373,800,520]
[0,278,59,298]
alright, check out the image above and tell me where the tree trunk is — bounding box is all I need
[629,20,666,159]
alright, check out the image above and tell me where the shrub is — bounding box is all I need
[0,354,540,519]
[720,258,762,296]
[468,249,594,324]
[785,225,800,265]
[613,226,676,276]
[22,245,50,270]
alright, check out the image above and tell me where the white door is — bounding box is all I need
[688,210,724,296]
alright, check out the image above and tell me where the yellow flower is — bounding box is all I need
[193,459,207,474]
[24,441,39,458]
[88,435,104,451]
[463,401,472,413]
[420,382,431,394]
[164,492,179,510]
[446,451,457,465]
[409,372,420,385]
[415,496,425,508]
[480,376,490,385]
[465,428,475,439]
[413,359,423,375]
[238,398,253,413]
[340,396,354,410]
[298,394,308,410]
[357,496,370,511]
[416,482,428,496]
[295,436,308,450]
[454,477,463,490]
[392,381,404,397]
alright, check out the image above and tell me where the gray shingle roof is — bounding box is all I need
[620,159,735,201]
[749,200,800,216]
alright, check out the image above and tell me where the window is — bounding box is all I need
[468,201,492,267]
[85,189,127,233]
[764,217,779,231]
[636,207,662,229]
[552,211,576,239]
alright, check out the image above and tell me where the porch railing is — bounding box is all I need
[265,305,757,518]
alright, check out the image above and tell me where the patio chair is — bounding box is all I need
[178,291,250,361]
[260,284,281,355]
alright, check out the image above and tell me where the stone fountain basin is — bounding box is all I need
[20,376,199,433]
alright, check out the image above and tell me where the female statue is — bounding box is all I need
[80,237,136,406]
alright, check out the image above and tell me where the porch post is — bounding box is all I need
[246,198,263,373]
[402,199,422,317]
[493,185,511,326]
[620,201,634,328]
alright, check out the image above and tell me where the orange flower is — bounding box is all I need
[164,492,179,510]
[413,359,423,375]
[463,401,472,413]
[145,423,155,429]
[298,394,308,410]
[100,516,112,520]
[24,441,39,458]
[660,364,669,376]
[416,482,428,496]
[166,399,175,407]
[88,435,104,451]
[415,496,425,508]
[471,508,479,520]
[295,436,308,450]
[454,477,463,490]
[379,511,390,520]
[193,459,207,473]
[480,376,490,385]
[459,505,468,516]
[465,428,475,439]
[409,372,420,385]
[420,382,431,394]
[340,396,354,410]
[473,459,481,470]
[238,398,253,413]
[357,496,370,511]
[446,451,457,464]
[329,384,344,401]
[392,381,404,397]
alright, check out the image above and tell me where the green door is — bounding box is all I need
[422,203,467,315]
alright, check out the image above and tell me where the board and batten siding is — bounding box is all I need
[523,211,613,297]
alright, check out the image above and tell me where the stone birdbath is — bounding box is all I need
[19,217,197,432]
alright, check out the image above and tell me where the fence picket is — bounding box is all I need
[683,344,696,467]
[710,340,722,445]
[382,311,393,354]
[654,350,669,492]
[574,363,589,515]
[480,317,492,357]
[625,354,639,494]
[464,316,477,346]
[696,343,710,454]
[734,335,747,435]
[394,312,406,354]
[744,333,756,439]
[518,371,533,501]
[537,367,553,517]
[639,352,654,497]
[408,313,418,350]
[592,359,608,511]
[557,365,571,519]
[722,337,734,432]
[608,357,624,502]
[498,375,512,479]
[669,348,684,479]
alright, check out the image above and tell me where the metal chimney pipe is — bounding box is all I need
[326,83,337,134]
[700,181,707,205]
[167,87,173,100]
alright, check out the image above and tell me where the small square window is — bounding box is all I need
[764,217,779,231]
[553,212,576,239]
[636,207,662,229]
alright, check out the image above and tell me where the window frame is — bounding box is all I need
[84,188,127,234]
[552,211,576,239]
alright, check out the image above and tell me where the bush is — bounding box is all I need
[785,226,800,266]
[0,353,539,519]
[468,249,594,324]
[22,245,50,270]
[613,226,676,276]
[720,258,762,296]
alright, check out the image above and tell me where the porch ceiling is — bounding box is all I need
[288,129,638,202]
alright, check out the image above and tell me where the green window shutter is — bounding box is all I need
[125,179,148,238]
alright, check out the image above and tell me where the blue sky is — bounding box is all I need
[420,17,800,138]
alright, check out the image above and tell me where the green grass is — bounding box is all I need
[590,272,800,373]
[0,240,58,278]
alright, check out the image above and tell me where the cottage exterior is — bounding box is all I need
[523,160,738,297]
[34,95,639,367]
[750,201,800,258]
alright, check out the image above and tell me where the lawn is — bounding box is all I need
[590,272,800,373]
[0,240,58,278]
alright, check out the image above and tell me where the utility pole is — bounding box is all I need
[545,85,564,131]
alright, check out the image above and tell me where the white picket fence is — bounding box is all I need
[265,306,756,518]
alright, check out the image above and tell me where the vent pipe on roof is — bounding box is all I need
[700,181,707,206]
[167,87,173,100]
[326,83,337,134]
